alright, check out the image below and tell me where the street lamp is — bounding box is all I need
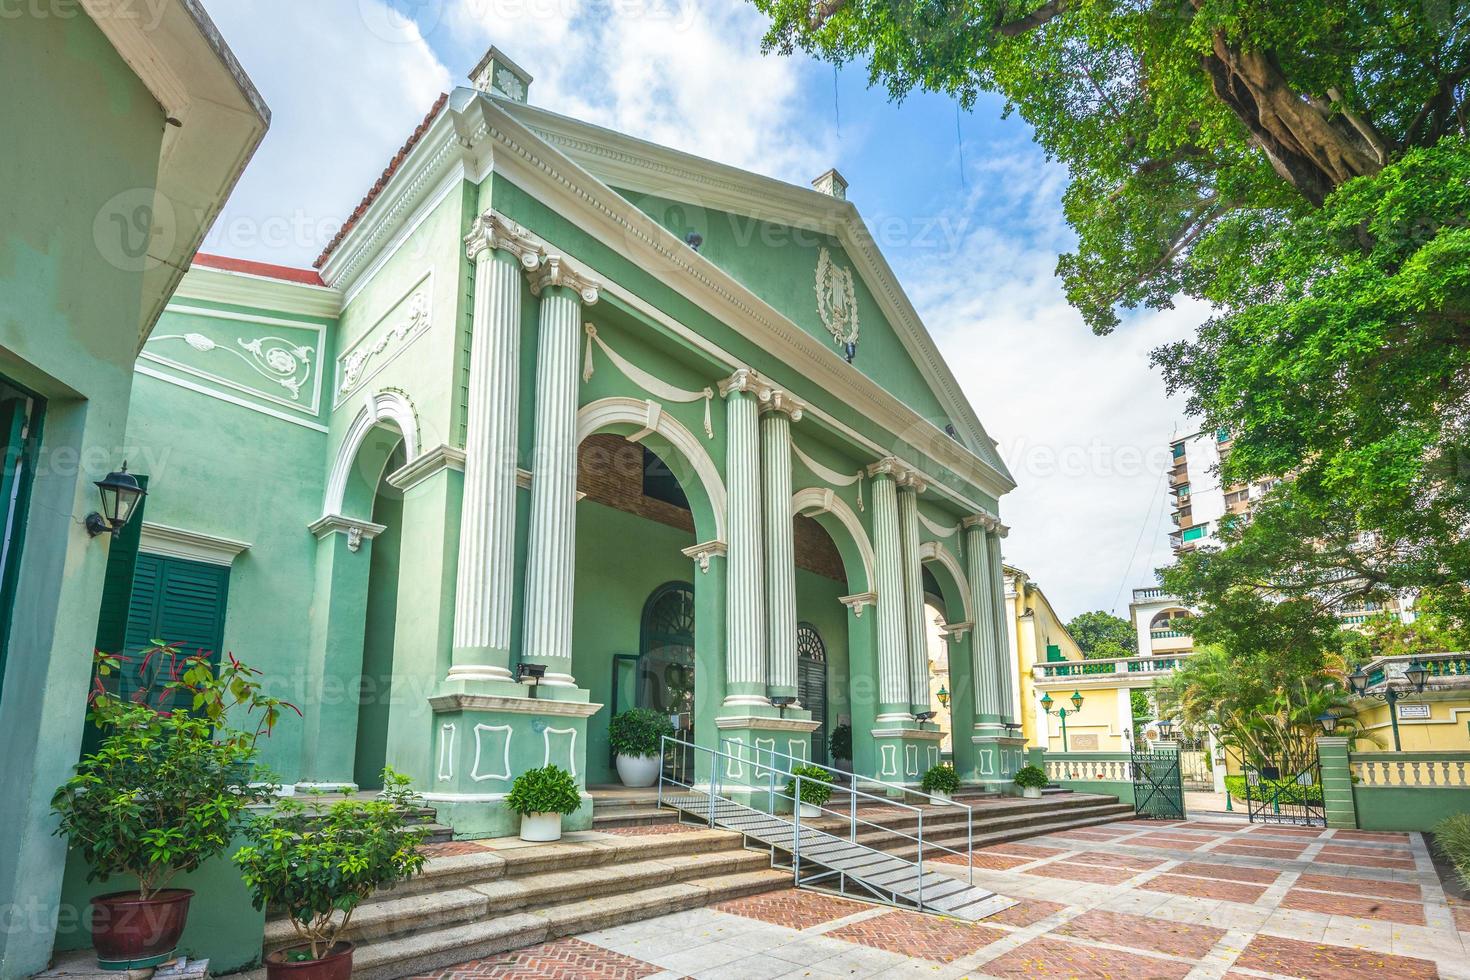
[1157,718,1175,740]
[1315,711,1338,735]
[85,462,146,537]
[1042,690,1083,752]
[1348,658,1428,751]
[936,685,950,709]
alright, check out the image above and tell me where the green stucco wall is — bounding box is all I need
[0,10,168,977]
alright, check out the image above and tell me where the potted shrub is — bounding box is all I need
[829,723,853,773]
[234,769,427,980]
[1014,764,1049,799]
[921,763,961,802]
[785,764,832,818]
[506,765,583,841]
[52,646,292,970]
[608,708,674,788]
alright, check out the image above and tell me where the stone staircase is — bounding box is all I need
[251,829,786,980]
[587,785,678,830]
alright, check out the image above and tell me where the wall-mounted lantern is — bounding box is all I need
[86,462,146,537]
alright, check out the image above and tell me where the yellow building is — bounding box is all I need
[1348,653,1470,752]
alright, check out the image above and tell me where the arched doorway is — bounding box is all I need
[639,582,696,724]
[796,622,828,763]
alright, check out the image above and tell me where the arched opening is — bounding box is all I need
[572,428,713,785]
[791,489,874,771]
[918,541,976,778]
[355,438,405,791]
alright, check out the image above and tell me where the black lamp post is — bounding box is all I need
[1349,659,1428,751]
[85,462,146,537]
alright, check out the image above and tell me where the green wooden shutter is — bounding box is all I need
[118,553,230,707]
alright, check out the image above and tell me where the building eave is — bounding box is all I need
[82,0,271,352]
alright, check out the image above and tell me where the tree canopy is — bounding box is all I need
[753,1,1470,628]
[1065,609,1138,658]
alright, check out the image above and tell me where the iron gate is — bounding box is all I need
[1131,748,1186,819]
[1245,758,1325,827]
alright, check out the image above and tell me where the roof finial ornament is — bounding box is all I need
[468,46,533,104]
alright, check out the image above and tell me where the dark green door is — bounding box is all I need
[0,384,43,702]
[797,622,828,764]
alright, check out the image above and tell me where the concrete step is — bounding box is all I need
[848,800,1133,845]
[251,867,790,980]
[861,804,1136,860]
[591,807,678,828]
[264,846,775,952]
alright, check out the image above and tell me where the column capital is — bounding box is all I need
[866,457,926,492]
[962,512,1000,532]
[718,366,769,399]
[839,592,877,617]
[681,539,727,573]
[464,210,545,270]
[530,255,600,304]
[759,390,805,421]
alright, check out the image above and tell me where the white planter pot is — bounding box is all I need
[1022,786,1043,799]
[519,812,563,842]
[796,803,823,819]
[930,791,952,804]
[615,753,661,788]
[834,758,853,775]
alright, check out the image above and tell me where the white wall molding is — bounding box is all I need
[138,522,252,567]
[387,444,467,492]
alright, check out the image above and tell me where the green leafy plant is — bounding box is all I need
[785,764,832,808]
[1433,813,1470,891]
[505,765,582,816]
[829,723,852,763]
[1013,765,1049,790]
[607,708,675,759]
[233,769,427,961]
[53,650,286,899]
[921,763,960,796]
[1223,775,1324,807]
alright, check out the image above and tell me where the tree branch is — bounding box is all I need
[997,0,1071,37]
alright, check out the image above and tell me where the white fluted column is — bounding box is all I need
[719,369,768,707]
[868,460,911,721]
[987,523,1015,723]
[896,480,930,717]
[520,257,600,688]
[760,391,804,701]
[450,213,544,682]
[962,515,1002,724]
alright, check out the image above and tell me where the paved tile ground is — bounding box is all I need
[421,816,1469,979]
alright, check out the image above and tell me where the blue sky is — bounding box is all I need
[199,0,1199,623]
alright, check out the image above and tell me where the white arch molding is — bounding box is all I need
[791,486,876,593]
[576,396,728,543]
[918,539,975,624]
[323,390,422,517]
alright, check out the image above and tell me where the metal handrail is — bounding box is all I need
[669,737,973,889]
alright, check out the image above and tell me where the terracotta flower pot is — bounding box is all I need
[89,888,194,970]
[265,941,354,980]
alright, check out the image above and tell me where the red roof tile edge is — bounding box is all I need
[313,92,451,271]
[192,252,326,287]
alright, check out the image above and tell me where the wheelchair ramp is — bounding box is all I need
[662,789,1015,921]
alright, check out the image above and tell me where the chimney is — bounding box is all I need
[469,46,532,104]
[811,168,848,201]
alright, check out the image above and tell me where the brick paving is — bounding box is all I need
[419,840,491,857]
[424,814,1464,979]
[410,937,661,979]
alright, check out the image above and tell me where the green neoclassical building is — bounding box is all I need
[101,49,1023,838]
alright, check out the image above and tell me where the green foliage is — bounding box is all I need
[233,770,427,961]
[1433,813,1470,890]
[1154,644,1372,774]
[785,764,833,808]
[1223,774,1324,807]
[1340,610,1463,664]
[505,765,583,816]
[1130,690,1153,742]
[829,723,853,762]
[1013,765,1049,790]
[920,763,961,795]
[751,2,1470,629]
[607,708,675,758]
[1065,610,1138,659]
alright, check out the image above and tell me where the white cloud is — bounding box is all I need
[900,147,1200,621]
[198,0,453,265]
[444,0,832,180]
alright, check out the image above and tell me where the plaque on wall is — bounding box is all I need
[1071,734,1099,750]
[1397,703,1431,720]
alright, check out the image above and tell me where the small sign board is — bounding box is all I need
[1071,734,1099,751]
[1397,703,1431,720]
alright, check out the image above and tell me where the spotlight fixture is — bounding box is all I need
[516,662,547,698]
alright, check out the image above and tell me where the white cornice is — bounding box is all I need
[386,444,466,492]
[174,265,341,319]
[502,100,1012,485]
[427,693,603,718]
[138,522,251,566]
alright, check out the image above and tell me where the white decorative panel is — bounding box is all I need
[543,727,578,777]
[471,724,512,782]
[437,723,456,781]
[880,744,899,777]
[754,738,777,778]
[724,737,746,780]
[904,744,919,776]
